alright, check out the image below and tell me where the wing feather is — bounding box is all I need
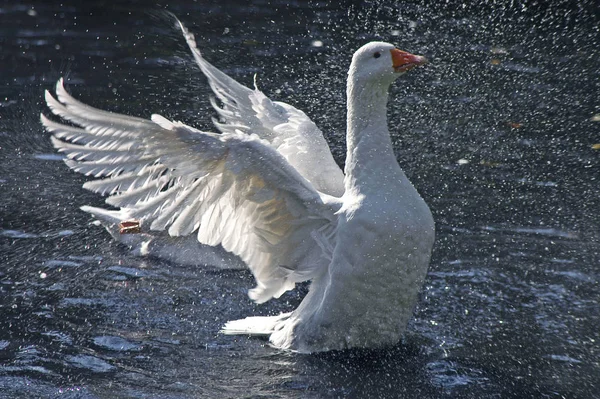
[43,80,341,303]
[177,20,345,197]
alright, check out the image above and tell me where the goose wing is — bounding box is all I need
[42,79,341,303]
[178,21,345,197]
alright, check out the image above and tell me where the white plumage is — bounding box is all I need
[42,20,435,352]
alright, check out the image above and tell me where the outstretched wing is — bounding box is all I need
[178,21,346,197]
[42,79,340,303]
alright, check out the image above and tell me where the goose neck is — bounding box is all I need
[344,77,397,189]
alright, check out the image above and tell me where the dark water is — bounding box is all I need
[1,1,599,398]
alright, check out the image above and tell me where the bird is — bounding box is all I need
[41,20,435,353]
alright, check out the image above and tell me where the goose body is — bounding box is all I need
[42,21,434,352]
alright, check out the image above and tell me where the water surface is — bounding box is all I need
[1,1,599,398]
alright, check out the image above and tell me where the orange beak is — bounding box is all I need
[390,48,428,72]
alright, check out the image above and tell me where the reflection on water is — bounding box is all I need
[1,0,599,398]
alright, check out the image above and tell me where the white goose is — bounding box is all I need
[42,21,435,353]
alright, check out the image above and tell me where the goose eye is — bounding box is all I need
[373,52,381,59]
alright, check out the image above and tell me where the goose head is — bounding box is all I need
[348,41,427,86]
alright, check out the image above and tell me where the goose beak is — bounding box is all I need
[390,49,428,73]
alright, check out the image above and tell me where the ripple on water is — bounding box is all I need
[65,355,116,373]
[0,229,38,239]
[547,270,595,283]
[547,354,582,364]
[0,365,56,376]
[0,376,91,398]
[93,336,142,352]
[104,266,154,280]
[41,331,73,345]
[59,298,112,308]
[426,360,486,390]
[152,337,181,346]
[481,225,578,239]
[44,260,83,269]
[68,255,103,262]
[498,62,541,73]
[45,282,66,292]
